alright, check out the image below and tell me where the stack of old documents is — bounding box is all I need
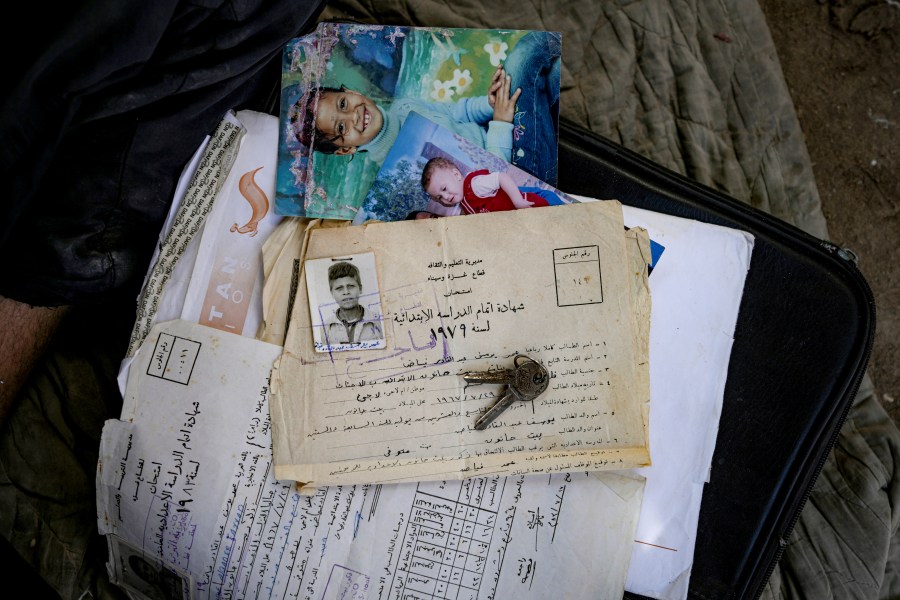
[98,105,654,600]
[264,200,653,492]
[97,104,753,600]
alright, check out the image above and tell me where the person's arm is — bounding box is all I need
[452,94,492,124]
[422,95,510,161]
[448,95,513,161]
[483,121,513,162]
[496,172,534,209]
[449,67,519,162]
[0,296,69,426]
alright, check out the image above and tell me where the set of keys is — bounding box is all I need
[459,355,549,430]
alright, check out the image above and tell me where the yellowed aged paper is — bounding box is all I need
[270,202,651,488]
[625,226,652,437]
[257,217,347,345]
[257,216,311,345]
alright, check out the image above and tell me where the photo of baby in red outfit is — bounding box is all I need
[421,157,565,215]
[353,111,574,225]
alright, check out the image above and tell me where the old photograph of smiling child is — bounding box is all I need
[275,22,561,220]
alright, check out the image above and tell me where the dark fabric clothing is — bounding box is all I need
[0,304,134,600]
[0,0,325,307]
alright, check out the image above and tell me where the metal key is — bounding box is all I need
[460,355,549,430]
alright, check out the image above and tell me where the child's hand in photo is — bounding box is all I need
[487,64,504,109]
[492,71,522,123]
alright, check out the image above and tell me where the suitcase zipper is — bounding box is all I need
[751,244,876,600]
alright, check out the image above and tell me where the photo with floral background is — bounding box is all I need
[275,23,561,220]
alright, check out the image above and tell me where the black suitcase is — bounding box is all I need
[557,119,875,599]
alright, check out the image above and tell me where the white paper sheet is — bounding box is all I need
[118,110,280,397]
[614,202,755,599]
[180,110,283,336]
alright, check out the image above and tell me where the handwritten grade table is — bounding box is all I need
[391,477,505,600]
